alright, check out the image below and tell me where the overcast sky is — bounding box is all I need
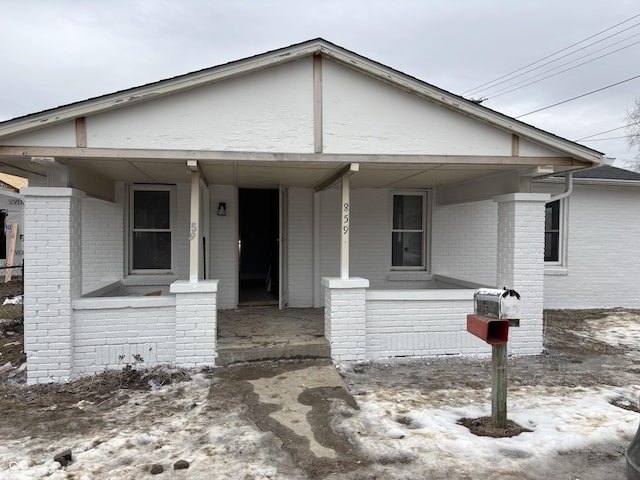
[1,0,639,167]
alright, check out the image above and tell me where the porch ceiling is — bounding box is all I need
[0,149,588,190]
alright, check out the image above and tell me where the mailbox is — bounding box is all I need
[466,288,521,345]
[474,288,521,320]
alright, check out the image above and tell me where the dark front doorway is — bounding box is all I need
[238,188,279,305]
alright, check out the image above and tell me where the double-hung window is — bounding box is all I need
[391,192,426,269]
[544,199,562,263]
[130,185,174,273]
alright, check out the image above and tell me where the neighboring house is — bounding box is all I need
[0,173,26,276]
[0,39,605,384]
[535,164,640,309]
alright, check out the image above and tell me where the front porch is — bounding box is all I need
[216,306,329,365]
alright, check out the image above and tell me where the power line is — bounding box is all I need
[574,123,637,141]
[579,135,634,141]
[473,22,640,98]
[515,74,640,118]
[462,12,640,96]
[483,35,640,100]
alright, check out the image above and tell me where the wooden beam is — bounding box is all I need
[313,54,323,154]
[314,163,359,192]
[75,117,87,148]
[0,146,595,167]
[511,134,519,157]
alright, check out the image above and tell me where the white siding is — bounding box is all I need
[210,184,238,309]
[287,187,314,307]
[0,121,76,147]
[323,61,513,156]
[86,60,314,152]
[519,138,565,157]
[543,184,640,309]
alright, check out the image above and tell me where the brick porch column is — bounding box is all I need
[494,193,550,355]
[22,187,83,384]
[170,280,218,367]
[321,277,369,362]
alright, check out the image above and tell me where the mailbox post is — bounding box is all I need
[467,288,520,428]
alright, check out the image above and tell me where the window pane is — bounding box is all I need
[134,191,170,229]
[393,195,422,230]
[545,201,560,230]
[133,232,171,269]
[392,232,423,266]
[545,232,559,262]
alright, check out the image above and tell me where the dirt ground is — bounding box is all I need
[1,292,639,479]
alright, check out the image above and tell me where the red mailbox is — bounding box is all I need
[466,314,509,345]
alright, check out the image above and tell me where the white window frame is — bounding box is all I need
[544,198,568,269]
[390,190,430,271]
[128,184,176,275]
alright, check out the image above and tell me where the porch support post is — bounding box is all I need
[322,277,369,362]
[170,280,218,367]
[340,175,350,279]
[493,193,550,354]
[187,161,203,283]
[22,187,84,384]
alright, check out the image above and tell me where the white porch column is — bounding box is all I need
[322,277,369,362]
[23,187,84,384]
[494,193,550,355]
[340,176,350,279]
[170,279,218,367]
[189,169,200,283]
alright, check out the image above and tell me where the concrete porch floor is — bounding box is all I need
[216,306,330,365]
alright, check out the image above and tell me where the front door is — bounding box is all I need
[238,188,279,306]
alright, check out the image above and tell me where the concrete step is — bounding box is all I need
[217,338,330,366]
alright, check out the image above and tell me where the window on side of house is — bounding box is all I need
[544,199,561,263]
[129,185,174,273]
[391,192,426,269]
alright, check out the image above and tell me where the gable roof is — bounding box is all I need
[0,38,602,165]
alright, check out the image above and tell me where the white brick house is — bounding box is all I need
[0,39,605,383]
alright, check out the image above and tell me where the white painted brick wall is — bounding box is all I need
[541,185,640,309]
[210,185,238,309]
[81,194,124,294]
[432,199,497,286]
[495,194,547,355]
[73,304,176,375]
[23,188,83,384]
[323,279,368,361]
[287,187,314,307]
[174,287,217,367]
[365,296,490,358]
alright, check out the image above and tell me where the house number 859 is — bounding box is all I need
[343,203,349,235]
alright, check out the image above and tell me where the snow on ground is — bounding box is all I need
[0,374,294,480]
[584,311,640,351]
[341,384,639,478]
